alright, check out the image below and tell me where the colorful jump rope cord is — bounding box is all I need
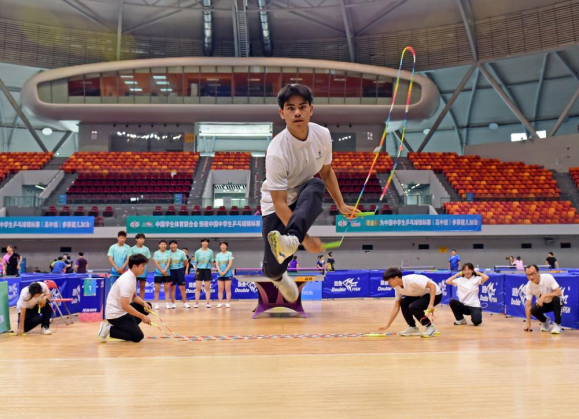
[323,46,417,250]
[145,306,186,340]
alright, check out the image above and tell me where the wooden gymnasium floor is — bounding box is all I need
[2,299,579,419]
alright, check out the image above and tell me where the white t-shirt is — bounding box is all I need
[525,274,560,304]
[394,274,442,301]
[260,122,332,216]
[16,282,50,314]
[515,260,524,270]
[452,275,482,308]
[106,270,137,320]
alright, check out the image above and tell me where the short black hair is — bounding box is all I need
[383,267,403,281]
[292,256,298,260]
[220,241,228,247]
[201,238,209,244]
[328,252,332,257]
[135,233,146,240]
[118,230,127,238]
[169,240,178,245]
[525,264,539,273]
[78,252,84,256]
[58,256,63,260]
[158,239,167,244]
[452,249,456,252]
[129,253,148,269]
[183,247,188,251]
[548,252,554,256]
[27,282,43,298]
[277,84,313,109]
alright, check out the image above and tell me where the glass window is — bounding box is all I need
[167,66,184,97]
[233,66,249,97]
[151,67,169,99]
[68,76,84,96]
[216,66,232,97]
[296,68,314,89]
[376,76,392,99]
[362,74,377,98]
[249,66,265,97]
[329,70,345,98]
[313,69,330,97]
[133,68,150,97]
[282,67,298,87]
[84,73,101,97]
[102,71,118,98]
[200,66,217,97]
[184,66,199,97]
[265,66,281,97]
[345,72,361,98]
[118,70,135,97]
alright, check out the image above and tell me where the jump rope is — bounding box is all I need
[322,46,417,250]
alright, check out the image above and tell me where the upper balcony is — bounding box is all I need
[21,57,439,126]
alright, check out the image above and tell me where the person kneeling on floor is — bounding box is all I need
[446,263,489,326]
[16,282,53,335]
[98,254,152,343]
[524,264,563,334]
[378,267,442,338]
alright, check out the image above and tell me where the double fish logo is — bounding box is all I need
[343,277,359,292]
[238,281,258,293]
[482,282,496,302]
[8,283,19,301]
[72,285,82,304]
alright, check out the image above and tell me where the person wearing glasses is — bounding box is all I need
[524,264,562,334]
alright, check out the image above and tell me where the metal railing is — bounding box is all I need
[4,196,45,208]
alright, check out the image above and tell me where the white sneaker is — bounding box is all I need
[268,231,300,264]
[41,327,53,335]
[272,272,299,303]
[183,303,191,309]
[399,326,421,336]
[217,303,223,308]
[98,322,110,343]
[421,325,437,338]
[194,303,199,309]
[206,303,211,308]
[225,303,230,308]
[165,302,171,309]
[154,303,160,310]
[171,303,177,309]
[453,319,467,325]
[540,320,551,332]
[551,324,562,334]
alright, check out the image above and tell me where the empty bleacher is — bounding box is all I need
[211,152,251,170]
[0,152,53,182]
[409,152,560,200]
[62,152,199,203]
[443,201,579,224]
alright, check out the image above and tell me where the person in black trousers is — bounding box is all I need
[446,263,489,326]
[16,282,53,335]
[98,254,151,343]
[261,84,357,302]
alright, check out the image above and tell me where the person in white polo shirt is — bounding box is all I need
[446,263,489,326]
[98,254,152,343]
[378,267,442,338]
[261,84,358,303]
[524,264,563,334]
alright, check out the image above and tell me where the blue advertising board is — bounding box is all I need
[336,214,482,233]
[0,217,94,234]
[368,270,395,298]
[323,270,369,299]
[478,273,505,314]
[301,281,322,301]
[421,271,452,305]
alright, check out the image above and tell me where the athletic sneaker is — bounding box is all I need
[41,327,53,335]
[540,320,551,332]
[399,326,421,337]
[268,231,300,264]
[217,303,223,308]
[206,303,211,308]
[453,319,467,325]
[225,303,230,308]
[551,324,562,334]
[194,303,199,309]
[272,272,299,303]
[154,303,160,310]
[165,302,171,309]
[421,325,437,338]
[98,322,110,343]
[171,303,177,309]
[183,303,191,309]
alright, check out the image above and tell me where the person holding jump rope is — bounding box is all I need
[378,267,442,338]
